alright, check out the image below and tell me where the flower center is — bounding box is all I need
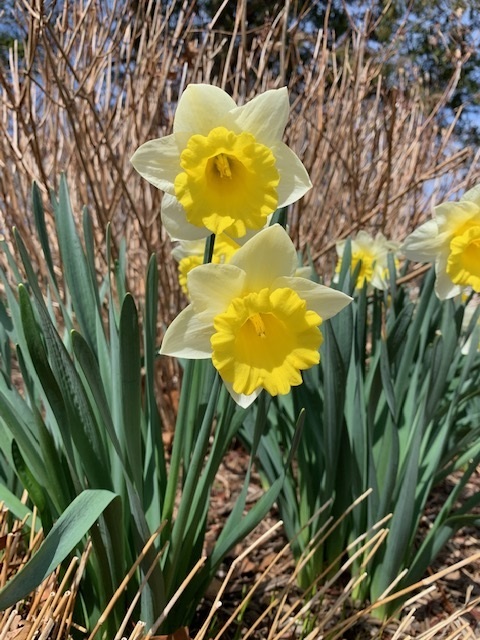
[447,223,480,292]
[174,126,280,238]
[352,249,375,285]
[213,153,233,179]
[211,287,322,397]
[249,313,266,337]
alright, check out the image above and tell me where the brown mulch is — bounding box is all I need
[191,443,480,639]
[0,445,478,639]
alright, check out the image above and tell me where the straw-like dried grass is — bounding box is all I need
[0,497,478,640]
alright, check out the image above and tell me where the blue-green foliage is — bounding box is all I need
[241,243,480,616]
[0,179,290,634]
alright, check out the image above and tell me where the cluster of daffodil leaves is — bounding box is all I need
[0,83,479,636]
[131,83,480,618]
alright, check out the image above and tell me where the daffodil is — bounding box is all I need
[131,84,311,240]
[335,231,399,291]
[172,234,240,295]
[173,232,314,297]
[403,185,480,299]
[161,225,352,408]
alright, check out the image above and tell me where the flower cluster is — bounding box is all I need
[162,225,351,407]
[403,185,480,299]
[335,231,399,291]
[132,84,352,406]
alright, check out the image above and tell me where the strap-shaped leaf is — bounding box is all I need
[0,490,117,610]
[54,175,99,352]
[31,182,57,291]
[119,294,143,498]
[11,440,50,529]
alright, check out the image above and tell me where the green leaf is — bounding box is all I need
[0,490,117,610]
[11,440,50,528]
[53,175,99,352]
[28,292,112,489]
[119,294,143,498]
[31,182,57,291]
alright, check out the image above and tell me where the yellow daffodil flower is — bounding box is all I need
[161,225,352,408]
[335,231,399,291]
[403,185,480,299]
[173,233,314,297]
[131,84,311,240]
[172,234,240,295]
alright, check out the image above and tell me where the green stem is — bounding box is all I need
[162,358,196,525]
[164,373,222,594]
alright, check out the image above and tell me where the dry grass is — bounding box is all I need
[0,499,478,640]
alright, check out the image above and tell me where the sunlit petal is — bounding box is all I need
[173,84,237,135]
[130,135,181,193]
[161,193,210,241]
[231,225,297,290]
[435,256,462,300]
[187,263,246,316]
[402,219,442,261]
[273,277,352,319]
[458,184,480,208]
[230,88,290,146]
[273,143,312,206]
[160,306,212,358]
[222,382,262,409]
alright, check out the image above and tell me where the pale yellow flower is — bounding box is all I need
[173,233,314,296]
[131,84,311,240]
[335,231,399,291]
[403,185,480,299]
[161,225,352,408]
[172,234,240,295]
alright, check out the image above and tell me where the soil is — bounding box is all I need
[190,443,480,639]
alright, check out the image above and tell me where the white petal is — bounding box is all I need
[222,380,261,408]
[461,184,480,207]
[435,200,479,233]
[402,219,443,261]
[355,230,373,245]
[231,225,297,290]
[434,272,461,300]
[173,84,236,135]
[229,88,290,146]
[370,268,389,291]
[273,277,352,319]
[434,256,461,300]
[160,306,212,358]
[130,135,181,193]
[161,193,209,241]
[335,240,346,257]
[295,266,314,279]
[171,238,206,262]
[187,263,246,316]
[273,143,312,207]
